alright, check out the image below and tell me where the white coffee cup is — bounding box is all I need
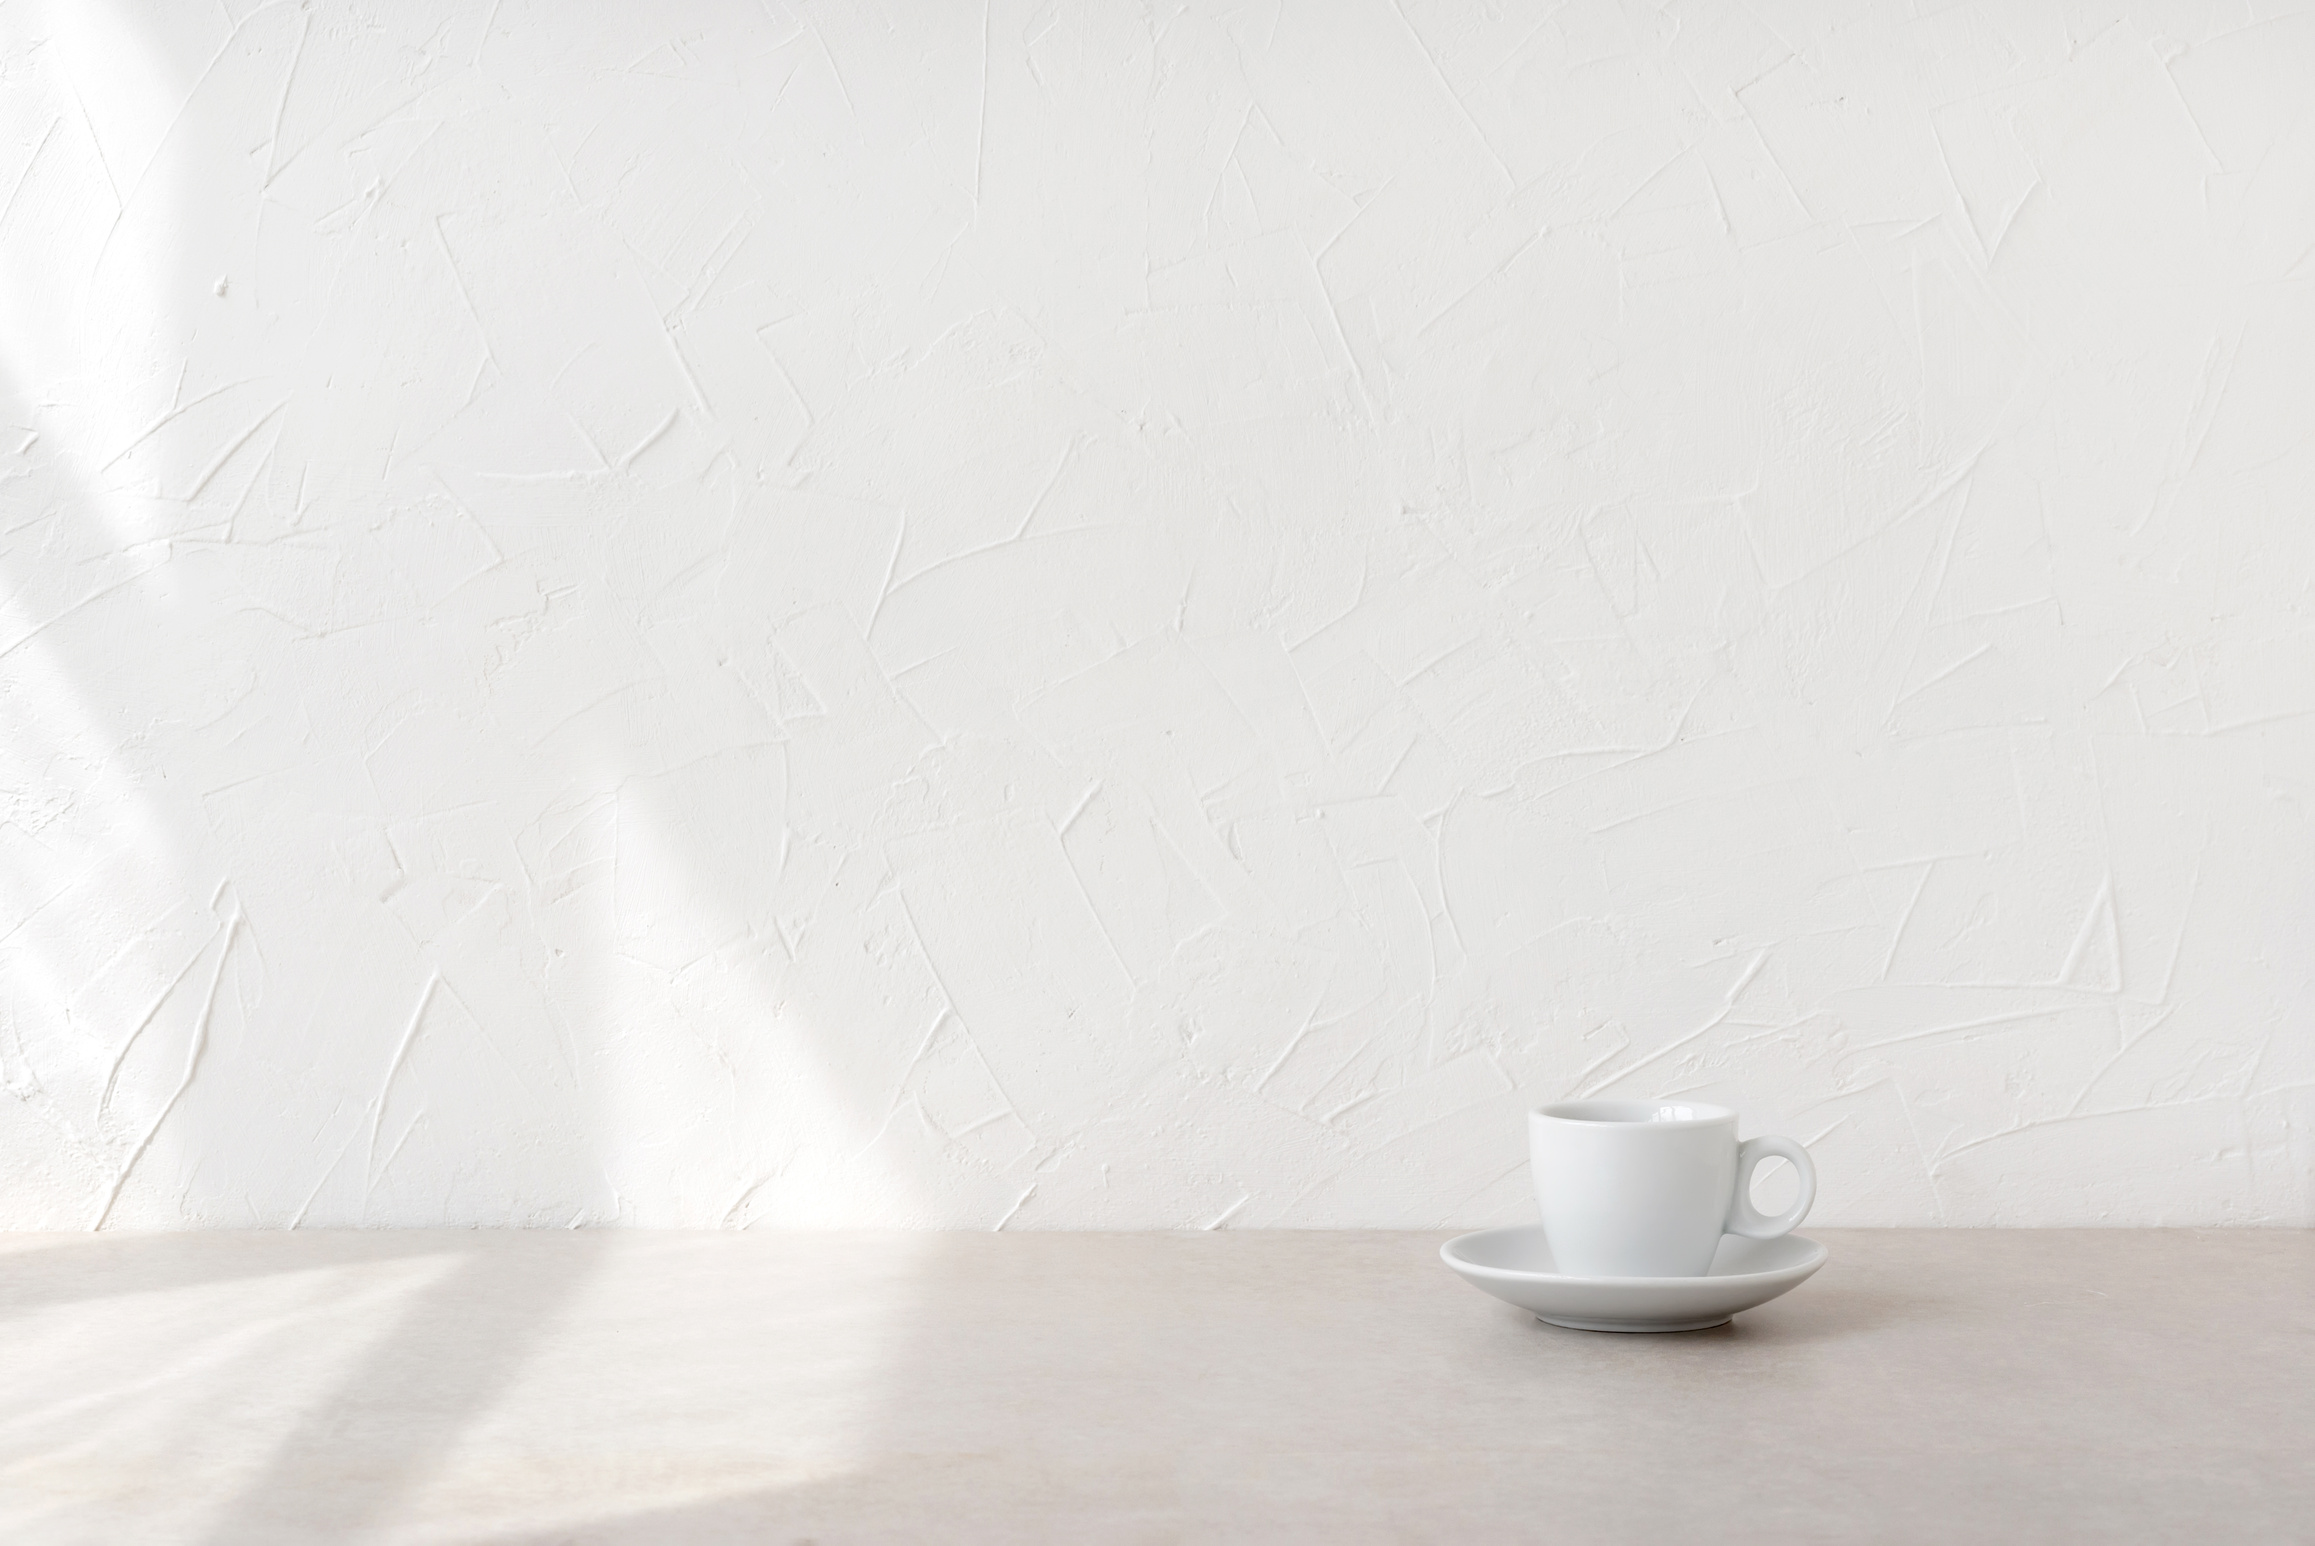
[1529,1100,1816,1278]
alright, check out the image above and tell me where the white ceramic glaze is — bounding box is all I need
[1441,1228,1828,1332]
[1529,1101,1817,1278]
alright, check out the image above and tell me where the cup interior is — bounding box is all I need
[1535,1099,1733,1125]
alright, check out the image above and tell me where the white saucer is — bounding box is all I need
[1441,1229,1827,1332]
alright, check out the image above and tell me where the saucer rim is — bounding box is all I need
[1439,1227,1828,1289]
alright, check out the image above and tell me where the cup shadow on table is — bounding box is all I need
[1490,1275,1940,1346]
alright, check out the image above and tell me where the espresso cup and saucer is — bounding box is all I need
[1442,1100,1828,1332]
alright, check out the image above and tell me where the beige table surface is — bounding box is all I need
[1,1229,2309,1543]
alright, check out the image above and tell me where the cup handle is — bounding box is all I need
[1725,1135,1816,1239]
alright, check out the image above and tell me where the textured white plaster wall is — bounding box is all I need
[0,0,2310,1230]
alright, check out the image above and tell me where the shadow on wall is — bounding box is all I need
[0,0,955,1236]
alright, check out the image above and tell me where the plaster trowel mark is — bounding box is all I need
[91,907,240,1230]
[365,974,439,1183]
[1579,952,1768,1098]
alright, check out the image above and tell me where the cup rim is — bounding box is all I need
[1532,1099,1735,1127]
